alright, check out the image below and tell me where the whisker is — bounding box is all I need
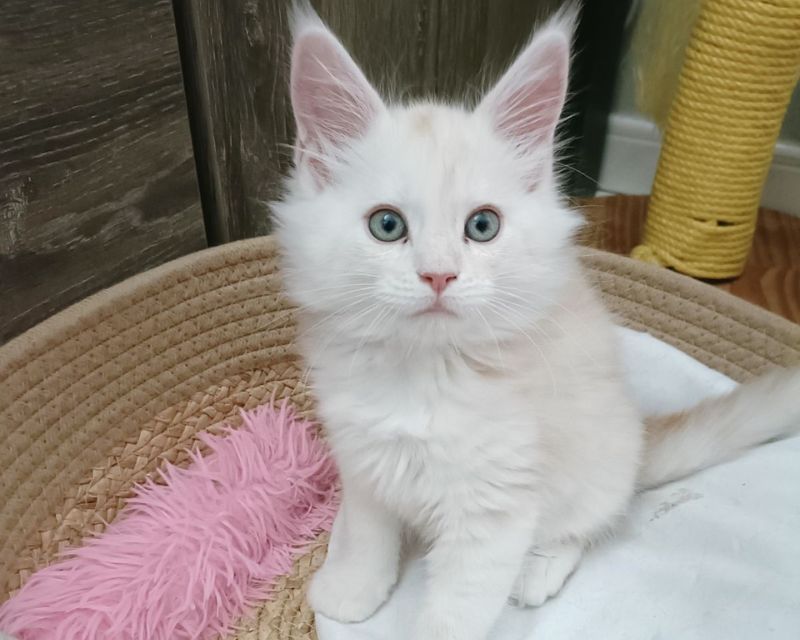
[473,307,507,371]
[348,304,393,375]
[483,302,558,398]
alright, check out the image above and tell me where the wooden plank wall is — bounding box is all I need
[0,1,205,343]
[1,0,628,342]
[175,0,629,245]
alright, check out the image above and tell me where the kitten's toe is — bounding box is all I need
[510,541,582,607]
[307,560,396,623]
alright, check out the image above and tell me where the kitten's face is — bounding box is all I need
[274,11,580,350]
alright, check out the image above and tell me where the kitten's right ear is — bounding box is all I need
[290,5,384,184]
[476,8,575,189]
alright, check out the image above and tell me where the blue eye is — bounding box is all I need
[368,208,407,242]
[465,208,500,242]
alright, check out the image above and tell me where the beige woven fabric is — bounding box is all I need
[0,239,312,596]
[231,537,328,640]
[1,234,798,639]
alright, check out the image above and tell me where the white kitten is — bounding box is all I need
[273,6,800,639]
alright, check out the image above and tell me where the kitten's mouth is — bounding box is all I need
[414,300,456,317]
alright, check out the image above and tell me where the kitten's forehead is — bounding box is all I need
[374,102,508,200]
[396,103,477,149]
[408,106,436,136]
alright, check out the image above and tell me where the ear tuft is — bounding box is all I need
[289,4,384,185]
[290,0,326,41]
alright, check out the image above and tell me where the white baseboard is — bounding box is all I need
[597,114,800,217]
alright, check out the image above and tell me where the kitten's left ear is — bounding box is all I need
[477,11,574,182]
[290,6,384,184]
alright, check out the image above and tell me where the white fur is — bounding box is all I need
[274,7,800,639]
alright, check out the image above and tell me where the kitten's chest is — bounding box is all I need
[319,348,520,438]
[349,408,538,529]
[316,351,540,523]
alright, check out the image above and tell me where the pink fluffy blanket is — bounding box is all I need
[0,402,338,640]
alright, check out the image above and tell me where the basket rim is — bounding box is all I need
[2,236,796,369]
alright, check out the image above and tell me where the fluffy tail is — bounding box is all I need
[639,367,800,490]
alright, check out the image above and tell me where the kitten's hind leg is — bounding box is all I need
[509,540,583,607]
[308,484,401,623]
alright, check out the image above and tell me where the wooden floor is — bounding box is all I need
[578,195,800,324]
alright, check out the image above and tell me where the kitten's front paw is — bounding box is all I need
[510,542,582,607]
[307,559,396,623]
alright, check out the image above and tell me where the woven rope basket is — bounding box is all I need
[633,0,800,279]
[1,234,799,639]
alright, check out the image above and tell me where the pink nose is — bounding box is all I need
[418,272,458,295]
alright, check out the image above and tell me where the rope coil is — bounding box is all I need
[633,0,800,279]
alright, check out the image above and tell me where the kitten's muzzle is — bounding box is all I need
[418,272,458,296]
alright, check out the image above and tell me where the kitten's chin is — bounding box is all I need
[412,301,456,318]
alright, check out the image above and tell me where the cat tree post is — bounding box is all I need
[632,0,800,279]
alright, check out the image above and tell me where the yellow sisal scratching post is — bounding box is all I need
[632,0,800,279]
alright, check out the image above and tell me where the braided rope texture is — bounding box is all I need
[0,239,312,597]
[633,0,800,278]
[1,230,798,638]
